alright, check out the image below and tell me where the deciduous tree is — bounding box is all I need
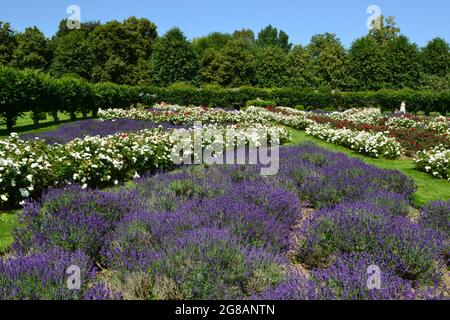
[50,30,94,79]
[256,25,292,52]
[421,37,450,77]
[308,33,349,89]
[233,29,255,45]
[348,36,388,90]
[12,27,51,70]
[199,40,254,87]
[254,46,289,87]
[0,21,16,65]
[369,15,400,45]
[192,32,233,57]
[88,17,157,84]
[287,45,318,88]
[384,35,421,89]
[150,28,198,86]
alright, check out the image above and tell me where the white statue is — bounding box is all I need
[400,101,406,114]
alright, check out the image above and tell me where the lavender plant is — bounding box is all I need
[136,228,286,300]
[3,144,445,300]
[13,185,143,261]
[22,119,186,144]
[296,202,446,285]
[0,249,110,300]
[419,201,450,237]
[419,200,450,266]
[308,253,417,300]
[276,144,415,208]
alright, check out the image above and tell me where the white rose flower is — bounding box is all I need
[19,188,30,198]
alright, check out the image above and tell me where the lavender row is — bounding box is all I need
[2,144,448,300]
[21,119,188,144]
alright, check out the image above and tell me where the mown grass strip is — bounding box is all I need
[0,112,94,137]
[0,211,18,252]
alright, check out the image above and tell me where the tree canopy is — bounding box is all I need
[254,46,289,87]
[12,27,51,70]
[0,18,448,90]
[88,17,157,84]
[199,39,254,87]
[0,21,16,65]
[150,28,198,87]
[421,37,450,77]
[348,36,388,90]
[256,25,292,52]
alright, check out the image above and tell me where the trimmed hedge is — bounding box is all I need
[0,67,139,132]
[245,99,277,107]
[1,66,449,133]
[140,86,449,114]
[339,90,450,114]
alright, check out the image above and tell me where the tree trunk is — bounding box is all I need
[82,112,88,119]
[92,109,98,118]
[32,112,40,128]
[70,112,76,121]
[52,111,59,124]
[6,117,14,134]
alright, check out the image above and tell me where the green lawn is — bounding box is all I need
[0,211,18,252]
[0,112,94,137]
[287,127,450,206]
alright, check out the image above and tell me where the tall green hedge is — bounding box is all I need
[139,86,449,114]
[0,67,137,132]
[1,66,449,133]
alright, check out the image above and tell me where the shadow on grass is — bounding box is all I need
[0,116,94,137]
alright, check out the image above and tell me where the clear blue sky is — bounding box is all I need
[1,0,449,47]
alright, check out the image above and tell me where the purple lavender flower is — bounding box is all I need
[296,201,446,285]
[254,270,313,300]
[309,253,417,300]
[275,144,415,208]
[83,283,123,300]
[101,210,165,271]
[0,249,99,300]
[13,185,144,261]
[148,227,287,300]
[21,119,187,144]
[4,143,441,300]
[419,200,450,266]
[419,201,450,237]
[186,182,303,252]
[360,190,410,216]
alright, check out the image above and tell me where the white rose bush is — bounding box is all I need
[251,106,449,180]
[385,116,418,129]
[99,105,268,125]
[244,106,315,130]
[422,116,450,135]
[0,133,54,206]
[0,123,289,208]
[415,145,450,180]
[51,130,175,188]
[327,108,383,125]
[1,104,448,208]
[0,130,174,207]
[246,106,403,158]
[305,123,402,158]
